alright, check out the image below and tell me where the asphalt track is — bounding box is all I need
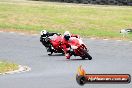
[0,32,132,88]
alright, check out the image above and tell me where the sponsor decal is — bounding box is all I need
[76,66,131,85]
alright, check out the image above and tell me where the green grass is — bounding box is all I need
[0,1,132,40]
[0,61,18,73]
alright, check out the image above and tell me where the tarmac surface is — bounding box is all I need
[0,32,132,88]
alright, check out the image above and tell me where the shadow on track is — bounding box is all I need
[57,58,90,62]
[69,58,91,61]
[48,53,64,56]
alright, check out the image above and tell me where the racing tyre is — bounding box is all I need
[81,49,92,60]
[87,53,92,60]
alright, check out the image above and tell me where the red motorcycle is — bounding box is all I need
[40,34,64,55]
[49,35,64,55]
[68,37,92,60]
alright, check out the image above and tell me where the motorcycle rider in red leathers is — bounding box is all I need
[61,31,80,59]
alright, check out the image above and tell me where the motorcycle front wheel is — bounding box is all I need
[81,49,92,60]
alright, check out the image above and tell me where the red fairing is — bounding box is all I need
[69,38,86,55]
[50,36,63,52]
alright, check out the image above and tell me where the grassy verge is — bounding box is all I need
[0,61,18,74]
[0,1,132,40]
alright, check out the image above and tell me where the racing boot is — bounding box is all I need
[65,53,71,59]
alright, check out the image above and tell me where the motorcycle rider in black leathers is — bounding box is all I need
[40,30,61,53]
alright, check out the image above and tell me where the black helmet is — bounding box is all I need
[64,31,71,40]
[64,34,70,40]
